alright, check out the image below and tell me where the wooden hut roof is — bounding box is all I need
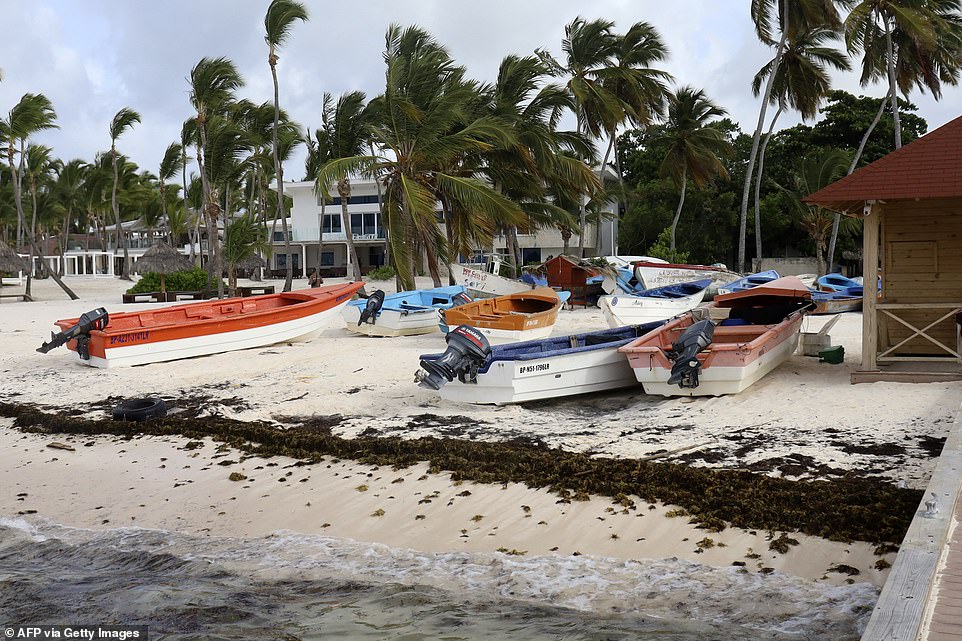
[804,114,962,214]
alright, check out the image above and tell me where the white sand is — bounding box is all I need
[1,275,959,589]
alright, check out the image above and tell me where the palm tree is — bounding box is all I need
[109,107,141,280]
[1,93,77,298]
[313,91,370,284]
[317,25,525,290]
[189,56,243,298]
[223,214,271,296]
[265,0,308,292]
[52,158,87,272]
[656,87,731,251]
[750,25,850,260]
[738,0,842,272]
[158,142,183,245]
[24,144,55,277]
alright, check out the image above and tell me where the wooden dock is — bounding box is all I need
[860,403,962,640]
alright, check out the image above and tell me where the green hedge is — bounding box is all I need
[127,268,224,294]
[366,265,396,281]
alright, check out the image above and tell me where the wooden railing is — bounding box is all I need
[876,302,961,363]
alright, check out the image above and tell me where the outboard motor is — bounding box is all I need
[357,289,386,325]
[452,292,472,307]
[415,325,491,390]
[666,319,715,389]
[37,307,110,360]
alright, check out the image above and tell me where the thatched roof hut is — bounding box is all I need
[0,241,28,275]
[136,242,191,293]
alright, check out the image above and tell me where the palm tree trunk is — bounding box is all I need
[613,134,628,254]
[270,60,294,292]
[183,152,196,265]
[753,105,783,265]
[422,230,443,287]
[339,178,363,282]
[576,113,588,258]
[884,15,902,149]
[370,143,389,267]
[196,121,224,298]
[442,197,456,286]
[826,97,889,271]
[738,0,788,272]
[596,130,617,255]
[29,177,40,278]
[60,206,72,276]
[6,152,78,299]
[670,164,687,251]
[111,148,131,280]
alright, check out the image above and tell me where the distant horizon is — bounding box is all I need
[2,0,959,178]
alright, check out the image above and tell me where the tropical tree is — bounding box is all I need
[265,0,308,292]
[317,25,525,290]
[737,0,842,272]
[51,158,87,271]
[157,142,183,243]
[189,56,243,298]
[750,24,850,260]
[313,91,370,284]
[223,214,271,296]
[656,87,731,251]
[24,144,55,272]
[0,93,77,298]
[108,107,141,280]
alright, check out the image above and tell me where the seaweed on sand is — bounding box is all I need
[0,401,921,544]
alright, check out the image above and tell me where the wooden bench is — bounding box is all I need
[122,291,169,304]
[238,285,275,297]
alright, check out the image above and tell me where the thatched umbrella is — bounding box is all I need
[237,253,267,271]
[0,241,29,287]
[136,242,191,293]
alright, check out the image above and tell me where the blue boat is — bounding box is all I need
[816,273,876,293]
[343,285,471,336]
[636,278,713,299]
[417,322,666,404]
[598,279,712,328]
[716,270,780,295]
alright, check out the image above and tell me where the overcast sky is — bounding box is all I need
[2,0,960,182]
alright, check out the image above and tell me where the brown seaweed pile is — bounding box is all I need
[0,401,921,544]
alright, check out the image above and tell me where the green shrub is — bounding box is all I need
[646,228,691,264]
[127,268,224,294]
[366,265,396,281]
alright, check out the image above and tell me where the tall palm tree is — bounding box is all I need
[189,56,243,298]
[656,87,731,251]
[52,158,87,272]
[738,0,842,272]
[265,0,308,292]
[313,91,370,284]
[317,24,525,290]
[1,93,77,298]
[25,144,55,274]
[750,25,850,260]
[109,107,140,280]
[158,142,183,245]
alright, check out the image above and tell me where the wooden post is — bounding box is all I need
[862,201,880,371]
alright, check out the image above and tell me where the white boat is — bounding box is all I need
[342,286,469,337]
[417,322,665,405]
[598,279,710,328]
[602,255,668,269]
[632,261,741,299]
[619,277,813,396]
[450,258,536,299]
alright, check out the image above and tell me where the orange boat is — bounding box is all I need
[439,287,566,344]
[38,282,364,368]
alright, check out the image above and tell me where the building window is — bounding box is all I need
[322,213,342,234]
[273,231,288,242]
[276,254,287,267]
[368,246,384,267]
[522,248,542,266]
[350,213,363,233]
[329,194,380,206]
[320,251,334,266]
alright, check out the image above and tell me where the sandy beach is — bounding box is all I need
[2,275,960,637]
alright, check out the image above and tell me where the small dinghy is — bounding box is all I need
[816,273,862,292]
[451,257,535,299]
[619,276,813,396]
[343,285,470,337]
[716,270,780,295]
[416,322,665,404]
[38,282,365,368]
[440,287,566,344]
[598,279,711,328]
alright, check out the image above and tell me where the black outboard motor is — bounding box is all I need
[358,289,386,325]
[666,319,715,389]
[415,325,491,390]
[36,307,110,360]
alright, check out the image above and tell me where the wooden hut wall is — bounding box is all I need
[880,198,962,355]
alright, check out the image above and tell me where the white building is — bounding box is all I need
[271,177,619,277]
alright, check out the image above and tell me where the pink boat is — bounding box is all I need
[619,277,813,396]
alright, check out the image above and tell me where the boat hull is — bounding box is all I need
[439,344,637,404]
[441,322,554,345]
[633,263,740,299]
[812,296,862,315]
[342,306,441,336]
[451,263,531,299]
[58,284,363,368]
[598,292,704,328]
[441,287,563,344]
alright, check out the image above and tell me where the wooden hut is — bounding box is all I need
[543,255,603,307]
[805,115,962,383]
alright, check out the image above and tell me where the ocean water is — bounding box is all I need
[0,518,876,640]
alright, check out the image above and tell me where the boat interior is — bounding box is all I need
[492,322,667,360]
[639,278,711,299]
[66,293,315,332]
[448,294,558,321]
